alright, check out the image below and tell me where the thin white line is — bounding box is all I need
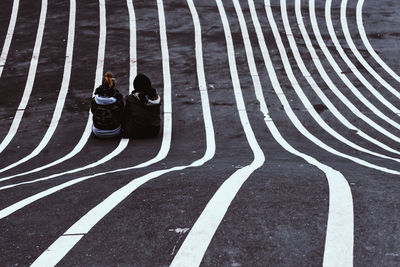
[188,0,215,164]
[0,0,175,217]
[171,0,265,265]
[0,0,98,178]
[0,0,76,174]
[0,0,136,188]
[0,139,129,190]
[262,0,400,174]
[0,0,47,154]
[323,0,400,127]
[141,0,173,167]
[357,0,400,83]
[278,0,400,163]
[31,0,215,265]
[247,0,353,265]
[308,0,400,144]
[127,0,137,92]
[94,0,106,96]
[0,0,19,78]
[0,0,130,182]
[340,0,400,100]
[294,0,400,155]
[0,117,91,181]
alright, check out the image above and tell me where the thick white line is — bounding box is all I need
[308,0,400,144]
[0,0,47,154]
[322,0,400,128]
[246,0,353,265]
[31,0,215,265]
[339,0,400,101]
[0,0,19,78]
[0,0,76,174]
[294,0,400,156]
[356,0,400,83]
[171,1,266,265]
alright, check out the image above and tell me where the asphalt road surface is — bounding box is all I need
[0,0,400,266]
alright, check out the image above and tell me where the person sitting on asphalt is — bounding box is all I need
[122,73,161,138]
[91,72,124,138]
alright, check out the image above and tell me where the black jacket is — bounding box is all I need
[91,85,124,130]
[122,92,161,138]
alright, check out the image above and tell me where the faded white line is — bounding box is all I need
[356,0,400,83]
[0,0,19,78]
[0,0,47,154]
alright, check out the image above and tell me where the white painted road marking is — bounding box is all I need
[0,0,19,78]
[0,0,47,154]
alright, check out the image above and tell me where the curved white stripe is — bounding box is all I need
[171,0,266,265]
[0,0,175,216]
[0,0,76,174]
[323,0,400,127]
[278,0,400,163]
[280,1,357,263]
[308,0,400,144]
[0,0,47,154]
[188,0,216,165]
[0,0,166,189]
[30,0,215,265]
[341,0,400,100]
[247,1,353,265]
[294,0,400,156]
[249,1,353,264]
[262,0,400,174]
[0,139,129,190]
[357,0,400,83]
[0,0,127,182]
[0,0,19,78]
[0,0,137,186]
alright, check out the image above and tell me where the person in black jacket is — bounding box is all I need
[91,72,124,138]
[122,74,161,138]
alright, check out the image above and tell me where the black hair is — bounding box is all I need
[133,74,156,102]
